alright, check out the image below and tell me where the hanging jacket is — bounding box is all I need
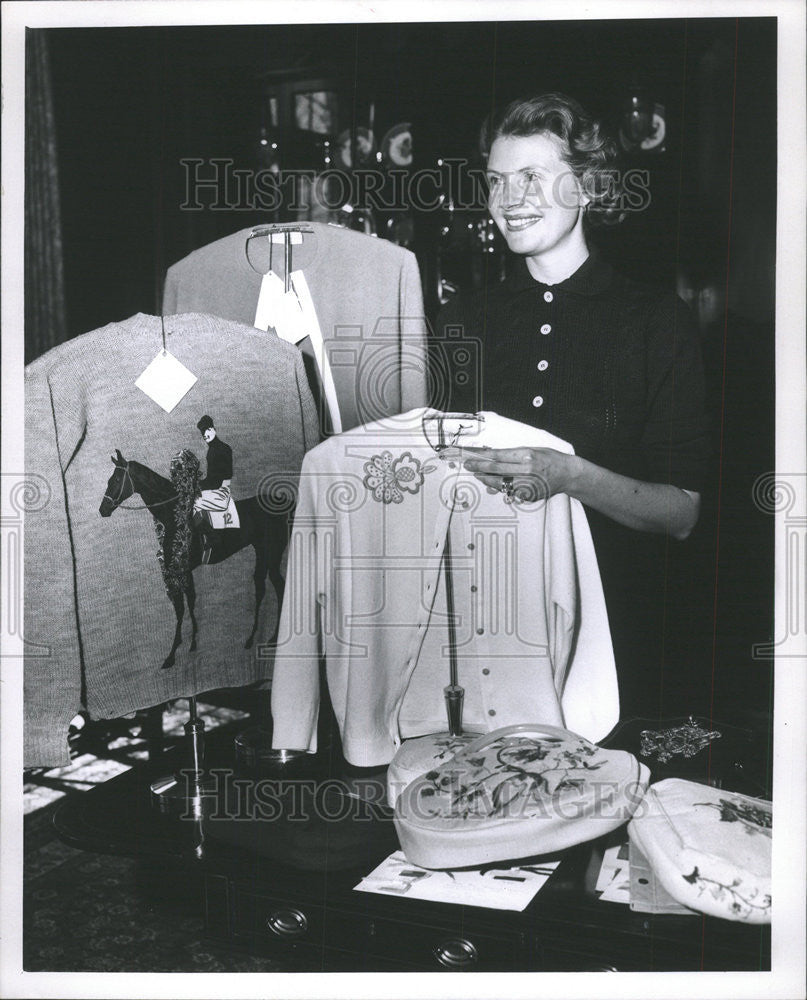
[24,312,319,766]
[162,222,429,431]
[270,408,619,767]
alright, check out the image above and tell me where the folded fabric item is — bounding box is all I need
[627,778,771,924]
[394,724,649,870]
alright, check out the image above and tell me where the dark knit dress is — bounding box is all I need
[436,248,710,718]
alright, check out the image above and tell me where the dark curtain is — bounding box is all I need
[25,30,67,363]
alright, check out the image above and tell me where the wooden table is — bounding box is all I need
[53,717,771,972]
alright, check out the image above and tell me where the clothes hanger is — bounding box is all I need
[245,223,315,293]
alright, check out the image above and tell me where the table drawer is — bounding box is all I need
[323,907,522,971]
[232,887,326,960]
[229,883,521,970]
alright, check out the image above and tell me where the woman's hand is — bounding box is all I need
[462,446,700,539]
[462,446,579,503]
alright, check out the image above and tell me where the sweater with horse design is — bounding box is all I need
[24,312,320,767]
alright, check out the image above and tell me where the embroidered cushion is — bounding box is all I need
[627,778,771,923]
[386,732,482,808]
[394,724,649,869]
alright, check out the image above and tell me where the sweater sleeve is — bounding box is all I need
[558,500,620,742]
[398,250,429,411]
[270,453,322,752]
[24,365,84,766]
[543,494,578,698]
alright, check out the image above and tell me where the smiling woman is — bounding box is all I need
[485,131,589,274]
[439,92,711,717]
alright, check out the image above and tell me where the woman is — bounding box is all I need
[443,93,710,717]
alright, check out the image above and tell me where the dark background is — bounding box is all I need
[32,17,776,738]
[44,18,776,333]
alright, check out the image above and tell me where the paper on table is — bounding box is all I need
[354,851,560,912]
[596,840,631,904]
[596,840,630,892]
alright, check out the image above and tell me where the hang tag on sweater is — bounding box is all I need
[135,349,198,412]
[268,232,303,244]
[254,271,308,343]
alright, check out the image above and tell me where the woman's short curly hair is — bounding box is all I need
[480,93,624,226]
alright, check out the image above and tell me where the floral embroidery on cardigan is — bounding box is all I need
[362,451,437,504]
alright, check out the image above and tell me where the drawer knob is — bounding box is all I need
[434,938,479,969]
[266,907,309,938]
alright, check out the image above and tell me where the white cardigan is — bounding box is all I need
[270,409,619,766]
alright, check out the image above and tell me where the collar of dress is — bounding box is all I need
[505,245,615,297]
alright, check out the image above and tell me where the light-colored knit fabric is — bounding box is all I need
[628,778,772,923]
[24,313,319,766]
[270,409,619,767]
[162,222,429,429]
[24,354,85,761]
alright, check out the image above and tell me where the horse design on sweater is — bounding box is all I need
[99,449,290,669]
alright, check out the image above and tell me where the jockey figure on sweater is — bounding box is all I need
[193,415,235,563]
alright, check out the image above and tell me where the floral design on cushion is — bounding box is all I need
[681,867,772,920]
[362,451,437,504]
[416,735,606,822]
[695,796,773,838]
[430,735,477,762]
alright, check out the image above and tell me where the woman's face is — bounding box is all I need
[486,132,588,260]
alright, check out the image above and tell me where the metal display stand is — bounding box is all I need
[150,696,217,824]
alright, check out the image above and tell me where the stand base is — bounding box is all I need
[150,772,219,819]
[234,725,314,775]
